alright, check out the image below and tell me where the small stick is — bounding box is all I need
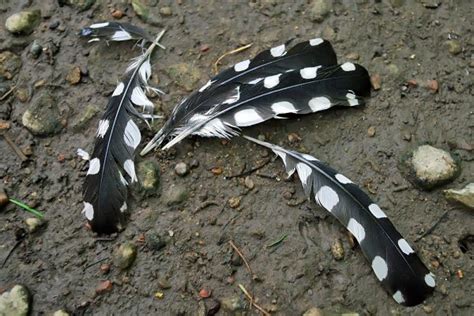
[229,240,254,277]
[238,284,270,316]
[193,200,219,214]
[83,257,109,271]
[225,158,271,179]
[415,210,449,242]
[1,133,28,162]
[213,43,253,74]
[0,85,15,101]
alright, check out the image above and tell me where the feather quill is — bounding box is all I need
[81,30,165,234]
[243,135,435,306]
[141,38,370,154]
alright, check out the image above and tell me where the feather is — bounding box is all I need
[140,38,370,154]
[81,30,165,234]
[242,135,435,306]
[79,21,159,45]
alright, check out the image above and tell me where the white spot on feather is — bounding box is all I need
[123,159,137,183]
[234,59,250,72]
[368,203,387,218]
[87,158,100,175]
[347,218,366,243]
[264,74,281,89]
[301,153,319,161]
[308,97,331,112]
[315,186,339,212]
[199,80,214,92]
[372,256,388,281]
[222,86,240,104]
[233,109,264,127]
[90,22,109,28]
[82,202,94,220]
[248,78,263,85]
[296,163,312,186]
[300,66,321,79]
[270,44,286,57]
[424,273,435,287]
[341,62,356,71]
[111,30,132,41]
[119,171,128,186]
[139,59,151,81]
[96,119,109,138]
[120,202,128,212]
[112,82,124,96]
[392,291,405,304]
[335,173,352,184]
[76,148,90,161]
[124,119,141,149]
[131,86,153,108]
[346,92,359,106]
[309,38,324,46]
[398,239,415,255]
[271,101,297,115]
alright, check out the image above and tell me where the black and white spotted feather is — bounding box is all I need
[243,135,435,306]
[80,31,164,234]
[79,21,153,43]
[140,38,370,154]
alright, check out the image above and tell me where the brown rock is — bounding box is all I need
[96,280,113,294]
[367,126,376,137]
[228,197,241,209]
[66,66,81,85]
[370,74,381,90]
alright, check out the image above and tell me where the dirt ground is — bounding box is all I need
[0,0,473,315]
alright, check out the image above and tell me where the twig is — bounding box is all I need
[213,43,253,74]
[1,239,24,268]
[238,284,270,316]
[0,85,15,101]
[83,257,109,271]
[9,198,44,219]
[229,240,254,276]
[225,158,271,179]
[415,211,449,242]
[193,200,219,214]
[1,133,28,162]
[266,234,288,248]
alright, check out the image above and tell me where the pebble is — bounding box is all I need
[22,92,63,136]
[220,297,244,312]
[190,159,200,169]
[211,167,223,175]
[174,162,189,176]
[114,242,137,270]
[0,284,30,316]
[100,263,110,274]
[157,278,171,289]
[15,88,29,102]
[25,217,43,233]
[159,6,172,16]
[370,74,381,90]
[137,160,160,196]
[345,52,360,61]
[162,183,188,205]
[403,145,459,190]
[167,63,201,92]
[444,183,474,209]
[303,307,323,316]
[111,9,124,19]
[48,20,60,29]
[0,51,22,80]
[30,41,42,58]
[131,0,161,25]
[66,66,81,85]
[444,40,462,55]
[228,196,241,209]
[367,126,376,137]
[72,104,99,130]
[308,0,331,22]
[62,0,96,12]
[95,280,113,294]
[5,10,41,34]
[199,288,211,298]
[52,310,69,316]
[146,232,167,251]
[244,176,254,189]
[331,239,344,261]
[0,190,8,209]
[205,299,221,315]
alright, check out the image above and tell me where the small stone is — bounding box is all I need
[72,104,99,130]
[228,196,241,209]
[22,92,63,136]
[174,162,189,176]
[205,299,221,316]
[162,184,188,205]
[288,132,301,143]
[5,10,41,34]
[52,310,69,316]
[331,239,344,261]
[0,190,8,209]
[308,0,331,22]
[244,176,254,189]
[167,63,201,92]
[154,291,164,299]
[157,278,171,289]
[199,288,211,298]
[190,159,200,169]
[114,242,137,270]
[15,88,29,102]
[345,52,360,61]
[111,9,124,19]
[370,74,381,90]
[0,51,22,80]
[367,126,376,137]
[403,145,459,190]
[131,0,161,25]
[303,307,323,316]
[30,41,42,59]
[137,160,160,196]
[25,217,43,233]
[444,183,474,210]
[444,40,462,55]
[62,0,96,12]
[159,6,172,16]
[0,285,30,316]
[423,79,438,93]
[99,263,111,274]
[48,20,60,29]
[211,167,223,175]
[220,297,244,312]
[95,280,113,294]
[0,120,10,130]
[66,66,81,85]
[146,232,167,251]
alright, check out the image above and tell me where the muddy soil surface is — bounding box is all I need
[0,1,473,315]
